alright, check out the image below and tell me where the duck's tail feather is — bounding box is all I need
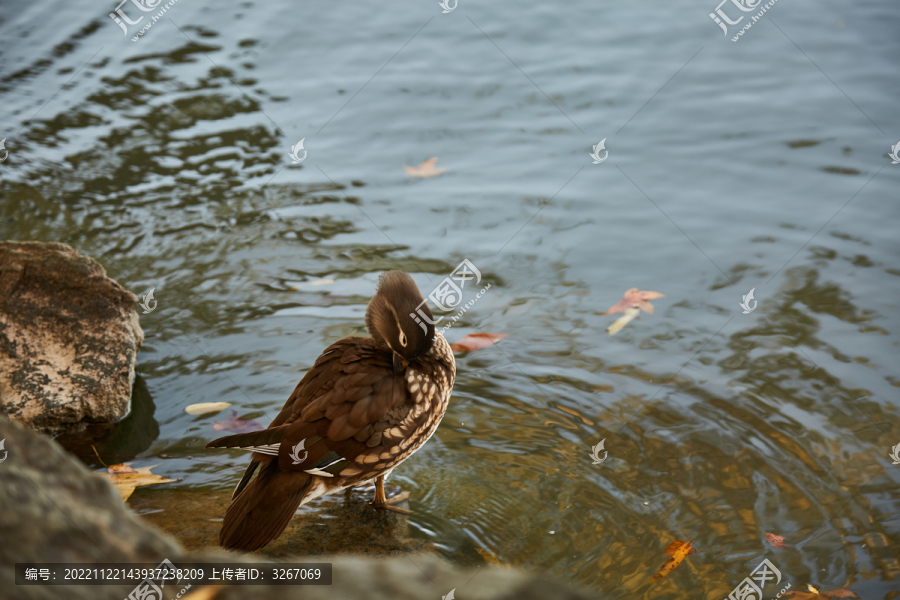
[231,461,259,500]
[220,461,312,551]
[205,424,290,449]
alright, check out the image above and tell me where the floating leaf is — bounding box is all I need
[766,532,788,548]
[181,586,224,600]
[404,157,446,178]
[451,333,508,353]
[603,288,665,315]
[649,538,696,580]
[213,410,264,434]
[185,402,232,415]
[288,279,335,291]
[99,463,176,501]
[607,307,640,336]
[107,463,137,474]
[783,586,858,599]
[475,547,502,566]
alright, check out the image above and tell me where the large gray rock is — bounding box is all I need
[0,417,594,600]
[0,242,143,436]
[0,415,182,600]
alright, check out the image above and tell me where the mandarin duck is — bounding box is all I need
[205,271,456,551]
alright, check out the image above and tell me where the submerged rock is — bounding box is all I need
[0,417,595,600]
[0,242,143,436]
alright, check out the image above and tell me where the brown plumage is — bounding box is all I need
[206,271,456,551]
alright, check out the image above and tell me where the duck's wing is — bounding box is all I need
[206,337,408,477]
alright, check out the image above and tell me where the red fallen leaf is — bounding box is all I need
[766,532,788,548]
[603,288,665,315]
[213,410,264,433]
[450,333,508,353]
[649,539,697,580]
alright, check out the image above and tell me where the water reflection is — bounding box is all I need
[1,4,898,599]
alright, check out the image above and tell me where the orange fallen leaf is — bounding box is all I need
[649,538,696,581]
[99,463,176,501]
[766,532,788,548]
[603,288,665,315]
[451,333,508,352]
[404,157,446,178]
[213,409,264,433]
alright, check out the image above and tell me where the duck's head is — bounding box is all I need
[366,271,435,372]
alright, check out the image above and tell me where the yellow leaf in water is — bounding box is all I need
[649,538,697,581]
[404,157,446,178]
[99,463,176,501]
[185,402,232,415]
[607,307,640,336]
[107,463,137,474]
[181,586,224,600]
[475,547,503,566]
[808,585,820,594]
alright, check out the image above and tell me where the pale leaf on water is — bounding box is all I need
[404,157,446,178]
[185,402,232,415]
[607,307,640,336]
[288,278,335,291]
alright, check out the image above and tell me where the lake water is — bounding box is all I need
[1,0,899,597]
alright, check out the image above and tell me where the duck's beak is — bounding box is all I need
[392,351,409,374]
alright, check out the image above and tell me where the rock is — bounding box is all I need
[0,415,182,600]
[0,417,596,600]
[0,242,143,436]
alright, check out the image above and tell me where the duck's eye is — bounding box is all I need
[398,329,408,347]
